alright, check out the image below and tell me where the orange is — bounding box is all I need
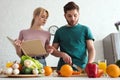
[97,69,104,78]
[60,64,73,77]
[44,66,53,76]
[106,64,120,78]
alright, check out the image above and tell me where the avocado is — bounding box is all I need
[115,60,120,68]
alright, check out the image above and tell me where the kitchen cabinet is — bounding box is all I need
[103,33,120,65]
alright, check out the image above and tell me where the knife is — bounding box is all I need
[72,64,82,72]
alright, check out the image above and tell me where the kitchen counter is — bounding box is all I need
[0,74,120,80]
[0,76,120,80]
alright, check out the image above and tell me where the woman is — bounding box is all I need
[14,7,53,66]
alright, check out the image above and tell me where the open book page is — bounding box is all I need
[7,36,47,56]
[21,40,47,56]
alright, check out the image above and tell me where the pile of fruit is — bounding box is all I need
[85,60,120,78]
[1,56,120,78]
[105,60,120,78]
[0,55,44,75]
[57,62,120,78]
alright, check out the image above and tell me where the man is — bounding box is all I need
[52,1,96,70]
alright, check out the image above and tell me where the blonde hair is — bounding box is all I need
[31,7,49,27]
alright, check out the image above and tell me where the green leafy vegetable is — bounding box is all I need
[20,55,43,74]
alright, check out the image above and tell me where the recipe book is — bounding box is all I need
[7,36,47,56]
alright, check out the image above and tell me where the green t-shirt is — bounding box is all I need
[53,24,94,70]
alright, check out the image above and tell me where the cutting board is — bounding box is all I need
[7,74,44,78]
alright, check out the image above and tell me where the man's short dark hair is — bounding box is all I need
[64,1,79,13]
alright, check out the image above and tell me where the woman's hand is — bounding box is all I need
[14,39,23,57]
[14,39,22,47]
[46,45,55,54]
[61,52,72,65]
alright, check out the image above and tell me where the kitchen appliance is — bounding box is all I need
[103,33,120,65]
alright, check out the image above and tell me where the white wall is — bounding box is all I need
[0,0,120,67]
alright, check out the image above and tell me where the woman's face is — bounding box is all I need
[35,11,48,26]
[64,9,79,26]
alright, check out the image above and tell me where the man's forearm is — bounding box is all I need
[88,50,96,63]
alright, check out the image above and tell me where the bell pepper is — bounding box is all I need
[85,63,98,78]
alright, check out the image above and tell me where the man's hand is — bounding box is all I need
[61,52,72,65]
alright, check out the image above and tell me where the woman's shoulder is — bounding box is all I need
[42,30,50,35]
[19,29,31,34]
